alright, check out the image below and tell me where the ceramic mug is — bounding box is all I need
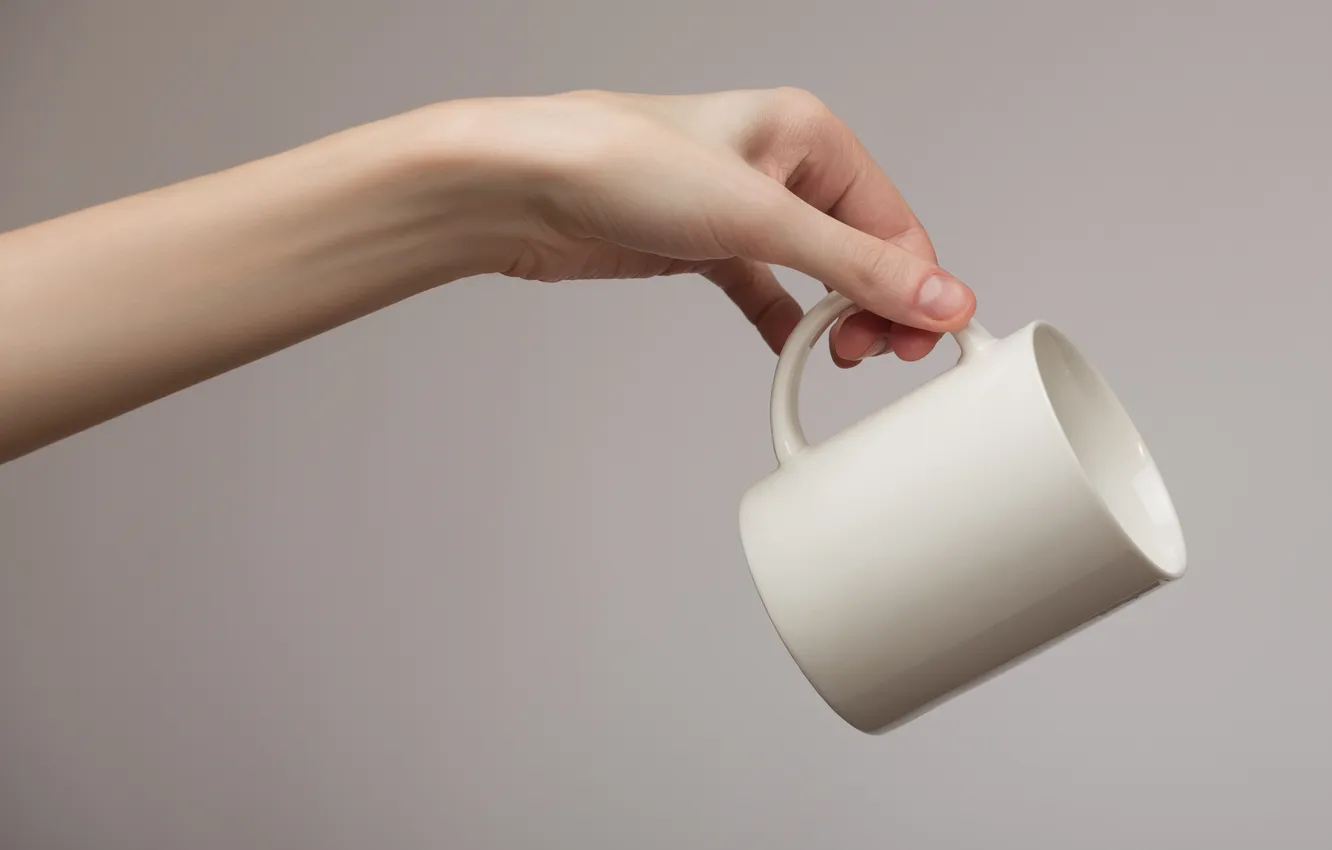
[738,291,1187,734]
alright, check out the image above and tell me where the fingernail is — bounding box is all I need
[857,336,891,360]
[917,273,970,321]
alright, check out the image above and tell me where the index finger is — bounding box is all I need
[763,90,954,359]
[766,89,937,258]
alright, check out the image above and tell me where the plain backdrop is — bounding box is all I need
[2,1,1330,848]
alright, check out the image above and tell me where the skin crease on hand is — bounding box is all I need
[0,87,975,464]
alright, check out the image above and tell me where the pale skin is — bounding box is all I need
[0,88,976,465]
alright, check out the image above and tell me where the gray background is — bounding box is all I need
[1,1,1328,847]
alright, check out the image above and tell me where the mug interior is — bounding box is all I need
[1032,324,1187,578]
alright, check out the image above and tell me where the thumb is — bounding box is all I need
[727,187,976,331]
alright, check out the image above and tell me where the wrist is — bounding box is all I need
[293,104,509,288]
[373,98,548,283]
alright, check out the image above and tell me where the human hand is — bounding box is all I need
[432,88,975,365]
[0,87,977,462]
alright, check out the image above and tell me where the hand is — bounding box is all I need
[438,88,976,365]
[0,88,977,462]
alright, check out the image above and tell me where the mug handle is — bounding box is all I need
[771,290,997,466]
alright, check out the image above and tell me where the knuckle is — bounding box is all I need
[771,86,828,118]
[725,88,835,171]
[854,240,913,294]
[749,87,837,169]
[774,87,834,137]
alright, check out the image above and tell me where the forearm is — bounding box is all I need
[0,88,973,464]
[0,105,492,463]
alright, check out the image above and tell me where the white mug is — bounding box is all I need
[738,291,1187,734]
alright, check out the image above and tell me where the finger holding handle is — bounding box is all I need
[770,290,995,466]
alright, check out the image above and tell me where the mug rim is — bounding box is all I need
[1021,320,1188,581]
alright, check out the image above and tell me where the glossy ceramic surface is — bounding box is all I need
[739,291,1186,734]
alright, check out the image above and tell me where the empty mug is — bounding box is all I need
[738,291,1187,734]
